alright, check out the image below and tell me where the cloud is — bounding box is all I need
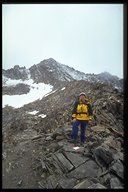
[2,4,123,78]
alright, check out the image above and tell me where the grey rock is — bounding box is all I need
[40,159,47,172]
[90,125,106,133]
[55,152,74,173]
[45,136,53,141]
[58,178,77,188]
[3,83,30,95]
[52,159,63,174]
[46,175,59,189]
[57,140,65,147]
[56,135,65,140]
[67,160,102,179]
[73,177,100,189]
[88,183,107,188]
[47,142,62,153]
[109,160,124,179]
[17,180,23,186]
[52,131,62,140]
[63,143,84,154]
[113,151,124,162]
[94,146,114,167]
[63,126,72,133]
[102,172,111,184]
[2,152,7,160]
[38,180,47,188]
[63,151,89,168]
[110,177,123,188]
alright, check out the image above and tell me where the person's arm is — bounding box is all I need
[71,101,78,119]
[88,103,93,115]
[87,103,93,120]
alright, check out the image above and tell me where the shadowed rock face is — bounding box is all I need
[3,66,28,80]
[2,59,124,189]
[3,83,30,95]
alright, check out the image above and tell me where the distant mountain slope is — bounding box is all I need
[2,58,123,96]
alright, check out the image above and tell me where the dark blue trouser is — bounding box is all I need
[71,120,87,143]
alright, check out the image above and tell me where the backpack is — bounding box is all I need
[72,95,93,116]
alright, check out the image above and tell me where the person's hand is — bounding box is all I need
[72,118,77,123]
[89,116,93,121]
[88,116,95,125]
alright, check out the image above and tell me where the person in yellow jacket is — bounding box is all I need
[71,92,93,145]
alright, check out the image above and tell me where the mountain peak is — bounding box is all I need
[99,71,112,76]
[47,58,57,62]
[3,58,123,92]
[39,58,58,66]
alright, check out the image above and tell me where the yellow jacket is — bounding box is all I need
[72,100,93,121]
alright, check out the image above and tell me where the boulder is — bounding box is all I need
[112,151,124,166]
[46,175,59,189]
[73,177,100,189]
[90,125,105,133]
[63,152,89,168]
[45,136,53,141]
[93,146,114,167]
[67,160,102,179]
[56,135,65,141]
[58,178,77,188]
[107,139,122,152]
[52,152,74,173]
[88,183,106,188]
[110,177,123,188]
[109,160,124,179]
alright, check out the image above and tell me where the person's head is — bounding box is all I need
[79,92,86,103]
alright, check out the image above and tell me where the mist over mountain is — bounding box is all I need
[2,58,124,189]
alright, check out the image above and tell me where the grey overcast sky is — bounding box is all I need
[2,4,123,78]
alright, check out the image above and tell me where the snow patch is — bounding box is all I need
[114,86,119,90]
[44,89,57,97]
[27,110,39,115]
[38,114,47,118]
[3,76,23,87]
[27,111,47,118]
[2,75,53,108]
[61,87,65,91]
[26,69,31,79]
[73,146,80,150]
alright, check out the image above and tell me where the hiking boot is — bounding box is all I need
[80,142,85,147]
[73,140,78,146]
[69,139,76,144]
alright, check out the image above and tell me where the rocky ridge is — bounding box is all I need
[2,78,124,188]
[3,58,123,94]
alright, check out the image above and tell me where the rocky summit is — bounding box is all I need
[2,58,124,189]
